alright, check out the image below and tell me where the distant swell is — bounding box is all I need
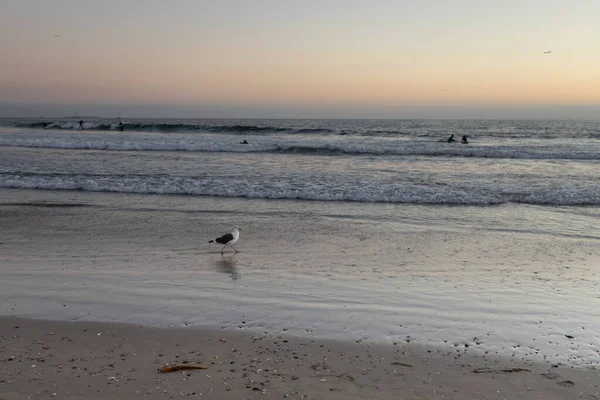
[9,121,336,135]
[2,172,600,206]
[294,128,335,134]
[2,136,600,160]
[3,119,600,139]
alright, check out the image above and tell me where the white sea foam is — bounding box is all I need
[1,172,599,205]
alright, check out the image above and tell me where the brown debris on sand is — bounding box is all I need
[319,373,356,382]
[391,361,413,367]
[473,367,530,374]
[158,364,209,373]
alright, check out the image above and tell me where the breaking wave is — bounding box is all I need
[7,121,336,135]
[1,134,600,160]
[2,118,599,139]
[1,172,599,206]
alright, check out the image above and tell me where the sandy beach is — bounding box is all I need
[3,0,600,395]
[1,188,600,399]
[2,317,598,400]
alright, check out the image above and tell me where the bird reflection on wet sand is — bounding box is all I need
[215,256,241,281]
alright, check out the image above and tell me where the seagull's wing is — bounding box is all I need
[215,232,234,244]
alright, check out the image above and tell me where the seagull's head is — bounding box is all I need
[234,225,241,231]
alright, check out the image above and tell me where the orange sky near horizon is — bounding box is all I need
[1,0,599,114]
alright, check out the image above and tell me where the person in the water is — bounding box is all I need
[118,121,124,131]
[447,134,455,143]
[240,140,248,144]
[79,120,84,130]
[461,135,468,144]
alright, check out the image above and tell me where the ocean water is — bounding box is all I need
[1,118,600,205]
[1,118,599,366]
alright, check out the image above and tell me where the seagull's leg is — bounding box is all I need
[231,245,237,253]
[221,244,227,254]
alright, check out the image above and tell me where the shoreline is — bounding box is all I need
[2,189,600,369]
[1,316,598,400]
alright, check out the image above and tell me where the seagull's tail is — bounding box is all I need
[208,240,214,243]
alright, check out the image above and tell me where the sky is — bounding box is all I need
[1,0,600,119]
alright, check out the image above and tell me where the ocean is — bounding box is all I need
[1,118,600,205]
[1,118,599,367]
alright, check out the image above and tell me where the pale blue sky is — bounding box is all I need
[1,0,599,118]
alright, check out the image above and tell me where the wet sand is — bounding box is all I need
[1,317,598,400]
[1,189,600,399]
[1,189,600,367]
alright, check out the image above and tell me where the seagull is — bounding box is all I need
[208,225,241,254]
[543,50,552,54]
[53,35,60,38]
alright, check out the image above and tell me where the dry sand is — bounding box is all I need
[1,317,598,400]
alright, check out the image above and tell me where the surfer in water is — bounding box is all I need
[240,140,248,144]
[118,121,124,131]
[461,135,468,144]
[447,134,455,143]
[79,120,84,130]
